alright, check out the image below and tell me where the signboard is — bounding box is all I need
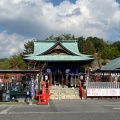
[87,88,120,96]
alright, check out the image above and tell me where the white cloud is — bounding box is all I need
[0,31,29,58]
[0,0,120,58]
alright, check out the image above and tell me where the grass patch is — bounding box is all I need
[0,102,27,105]
[0,99,38,105]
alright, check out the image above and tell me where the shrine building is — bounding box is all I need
[23,40,94,86]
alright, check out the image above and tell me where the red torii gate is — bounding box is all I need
[0,73,26,83]
[8,74,26,83]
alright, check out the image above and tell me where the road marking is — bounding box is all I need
[104,105,120,106]
[7,111,120,114]
[0,106,13,114]
[113,108,120,110]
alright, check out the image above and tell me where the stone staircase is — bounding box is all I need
[50,85,81,99]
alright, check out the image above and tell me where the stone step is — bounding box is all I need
[50,92,79,95]
[50,93,79,95]
[50,90,78,93]
[50,87,79,90]
[50,95,80,99]
[50,86,80,100]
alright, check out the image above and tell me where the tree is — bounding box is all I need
[91,37,106,53]
[82,38,96,55]
[9,53,27,69]
[111,41,120,53]
[60,34,73,40]
[46,34,55,40]
[0,58,11,69]
[46,34,76,41]
[23,40,34,54]
[100,46,119,59]
[0,53,27,70]
[77,36,85,53]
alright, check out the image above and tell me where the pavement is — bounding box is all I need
[0,99,120,120]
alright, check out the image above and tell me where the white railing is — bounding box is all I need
[87,82,120,97]
[87,82,120,89]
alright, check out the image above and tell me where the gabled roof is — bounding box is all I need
[24,40,94,62]
[37,41,76,55]
[25,40,83,56]
[101,57,120,71]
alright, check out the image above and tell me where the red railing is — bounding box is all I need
[36,81,50,105]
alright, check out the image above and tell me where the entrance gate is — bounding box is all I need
[43,66,80,87]
[52,70,64,86]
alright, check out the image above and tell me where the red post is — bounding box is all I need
[8,74,10,83]
[42,82,46,100]
[81,89,84,99]
[79,82,84,99]
[95,76,99,82]
[48,81,50,87]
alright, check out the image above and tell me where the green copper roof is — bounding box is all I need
[33,40,82,56]
[34,41,55,55]
[24,40,94,62]
[61,41,81,55]
[101,57,120,70]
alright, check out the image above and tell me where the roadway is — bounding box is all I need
[0,99,120,120]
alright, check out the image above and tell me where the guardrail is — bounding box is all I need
[87,82,120,89]
[86,82,120,98]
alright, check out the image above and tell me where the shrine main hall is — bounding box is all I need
[23,40,94,86]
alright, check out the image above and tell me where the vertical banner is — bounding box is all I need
[30,77,35,97]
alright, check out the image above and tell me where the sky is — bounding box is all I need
[0,0,120,58]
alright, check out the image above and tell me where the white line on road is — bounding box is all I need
[104,105,120,106]
[113,108,120,110]
[7,111,120,114]
[0,106,13,114]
